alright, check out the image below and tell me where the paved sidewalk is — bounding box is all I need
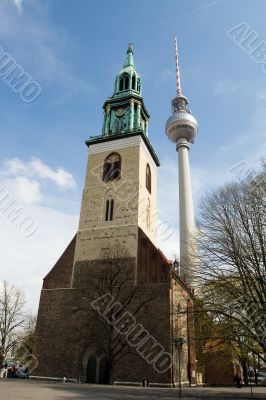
[0,380,266,400]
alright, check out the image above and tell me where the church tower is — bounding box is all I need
[34,44,197,387]
[102,43,149,136]
[73,44,159,274]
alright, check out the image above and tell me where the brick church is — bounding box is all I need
[34,45,200,386]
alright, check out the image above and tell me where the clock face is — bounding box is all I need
[116,108,125,117]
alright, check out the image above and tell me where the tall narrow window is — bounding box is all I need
[119,77,124,91]
[119,74,129,91]
[134,103,138,128]
[161,266,167,282]
[124,74,129,90]
[132,75,136,90]
[146,164,151,193]
[105,200,110,221]
[105,199,114,221]
[103,153,121,182]
[151,254,157,282]
[110,199,114,220]
[137,78,141,92]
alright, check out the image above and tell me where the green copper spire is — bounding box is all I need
[102,45,150,137]
[123,43,135,68]
[113,43,141,97]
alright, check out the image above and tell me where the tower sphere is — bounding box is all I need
[165,106,198,144]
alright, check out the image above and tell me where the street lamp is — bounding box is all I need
[173,259,180,274]
[174,337,185,398]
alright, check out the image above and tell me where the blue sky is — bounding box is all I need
[1,0,266,311]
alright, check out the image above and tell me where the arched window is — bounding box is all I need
[103,153,121,182]
[119,77,124,91]
[132,75,136,90]
[137,78,141,92]
[124,74,129,90]
[105,198,114,221]
[105,200,109,221]
[119,74,130,91]
[110,199,114,220]
[146,164,151,193]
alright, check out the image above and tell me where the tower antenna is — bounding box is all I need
[174,35,182,97]
[166,37,198,287]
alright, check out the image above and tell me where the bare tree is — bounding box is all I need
[0,281,26,364]
[15,314,36,361]
[71,244,158,384]
[196,163,266,356]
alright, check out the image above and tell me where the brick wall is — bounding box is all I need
[43,235,76,289]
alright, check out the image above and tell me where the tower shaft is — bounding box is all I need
[177,138,196,285]
[165,37,198,287]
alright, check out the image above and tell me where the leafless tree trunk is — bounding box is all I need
[0,281,26,364]
[15,314,36,360]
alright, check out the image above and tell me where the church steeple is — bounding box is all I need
[123,43,135,68]
[102,44,149,137]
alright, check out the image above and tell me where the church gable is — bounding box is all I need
[43,234,76,289]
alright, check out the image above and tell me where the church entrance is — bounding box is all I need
[86,356,97,383]
[99,357,110,384]
[83,353,110,384]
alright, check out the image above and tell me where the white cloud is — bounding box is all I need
[214,80,244,95]
[0,156,79,311]
[0,203,78,312]
[256,90,266,100]
[3,176,42,205]
[13,0,23,13]
[3,157,76,190]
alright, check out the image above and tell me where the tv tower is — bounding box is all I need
[165,36,198,286]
